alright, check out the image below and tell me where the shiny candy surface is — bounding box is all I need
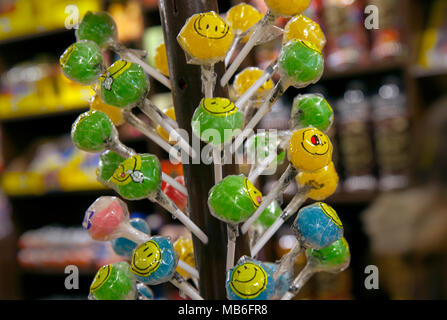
[90,262,136,300]
[290,94,333,132]
[233,67,274,100]
[306,237,350,272]
[265,0,311,17]
[154,42,170,77]
[283,15,326,51]
[97,150,125,184]
[226,3,263,41]
[297,162,339,201]
[174,237,196,279]
[76,11,117,48]
[288,128,333,172]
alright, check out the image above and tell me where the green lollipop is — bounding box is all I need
[208,175,262,224]
[279,40,324,88]
[254,200,282,229]
[76,11,117,48]
[71,110,116,152]
[100,60,148,108]
[290,94,333,132]
[97,150,125,183]
[191,97,243,145]
[60,40,104,85]
[89,261,136,300]
[108,154,162,200]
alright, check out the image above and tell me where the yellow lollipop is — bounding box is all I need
[297,161,339,200]
[283,15,326,52]
[226,3,263,43]
[174,237,196,279]
[177,11,234,64]
[90,94,125,126]
[154,43,169,77]
[265,0,311,17]
[156,107,177,143]
[233,67,274,100]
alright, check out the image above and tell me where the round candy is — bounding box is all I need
[288,127,333,172]
[97,150,125,184]
[264,262,292,297]
[163,176,187,212]
[154,42,169,77]
[208,175,262,224]
[279,40,324,88]
[177,11,234,64]
[111,218,151,257]
[89,262,136,300]
[297,162,338,201]
[60,40,104,85]
[108,154,162,200]
[136,283,154,300]
[100,60,148,108]
[91,94,125,126]
[156,107,176,143]
[290,94,333,132]
[131,236,178,285]
[283,15,326,51]
[191,97,243,145]
[246,132,285,171]
[76,11,117,48]
[173,237,196,279]
[292,202,343,249]
[306,237,350,273]
[71,110,117,152]
[254,200,282,229]
[233,67,274,101]
[226,3,263,41]
[265,0,311,17]
[226,257,275,300]
[83,196,128,241]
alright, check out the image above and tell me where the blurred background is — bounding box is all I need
[0,0,446,300]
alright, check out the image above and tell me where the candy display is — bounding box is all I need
[226,256,275,300]
[281,237,350,300]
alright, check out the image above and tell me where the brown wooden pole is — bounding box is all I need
[158,0,250,299]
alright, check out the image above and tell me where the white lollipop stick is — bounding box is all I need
[220,11,275,87]
[119,222,150,243]
[235,62,278,108]
[122,111,183,163]
[250,186,310,257]
[170,273,204,300]
[108,139,136,159]
[241,164,298,234]
[201,65,216,98]
[152,192,208,244]
[213,146,223,184]
[280,263,314,300]
[177,260,200,279]
[139,101,179,129]
[226,224,238,272]
[161,172,188,196]
[225,36,241,67]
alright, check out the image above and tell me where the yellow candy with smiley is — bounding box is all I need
[265,0,311,17]
[226,3,263,43]
[288,128,333,172]
[177,11,234,64]
[283,15,326,52]
[297,161,339,200]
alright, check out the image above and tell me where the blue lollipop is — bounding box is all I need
[264,262,292,298]
[226,256,275,300]
[136,283,154,300]
[111,218,151,257]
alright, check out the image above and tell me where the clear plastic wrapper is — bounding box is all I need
[208,175,262,224]
[136,282,154,300]
[264,262,292,298]
[76,11,118,48]
[226,256,275,300]
[283,15,326,51]
[297,161,339,201]
[233,67,274,103]
[111,218,151,258]
[173,237,196,280]
[253,200,282,230]
[100,60,149,108]
[288,127,333,172]
[157,107,177,143]
[226,3,263,42]
[163,176,188,213]
[246,131,286,176]
[191,97,243,146]
[89,261,137,300]
[290,94,334,132]
[177,11,234,65]
[265,0,311,17]
[97,150,125,184]
[59,40,104,85]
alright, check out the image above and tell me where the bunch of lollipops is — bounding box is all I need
[60,0,350,301]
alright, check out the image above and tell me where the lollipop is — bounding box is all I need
[105,154,207,243]
[90,93,125,126]
[226,256,275,300]
[221,0,311,86]
[224,3,264,66]
[156,107,176,143]
[174,237,198,280]
[111,218,151,257]
[290,94,333,132]
[283,15,326,52]
[281,237,350,300]
[250,200,282,248]
[251,162,339,257]
[177,11,234,98]
[76,11,171,89]
[264,262,292,298]
[208,175,262,270]
[163,176,188,213]
[241,127,333,234]
[131,237,203,300]
[272,202,344,284]
[232,39,324,153]
[89,261,137,300]
[59,40,105,85]
[154,42,169,77]
[136,282,154,300]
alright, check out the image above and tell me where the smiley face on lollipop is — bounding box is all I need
[131,240,163,277]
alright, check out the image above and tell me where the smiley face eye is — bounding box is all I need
[311,134,321,146]
[206,24,209,30]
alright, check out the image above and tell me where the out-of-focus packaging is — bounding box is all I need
[370,77,410,191]
[322,0,370,70]
[335,81,377,192]
[108,0,144,43]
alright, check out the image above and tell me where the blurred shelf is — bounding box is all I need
[0,28,72,47]
[284,190,379,205]
[411,66,447,79]
[0,105,89,123]
[6,188,111,199]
